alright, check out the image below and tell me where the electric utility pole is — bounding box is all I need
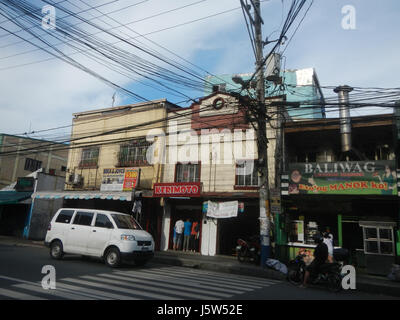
[253,0,271,265]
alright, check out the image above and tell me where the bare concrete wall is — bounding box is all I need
[29,198,63,240]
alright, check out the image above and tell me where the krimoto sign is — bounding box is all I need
[153,182,202,197]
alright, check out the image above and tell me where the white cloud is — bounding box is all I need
[0,0,399,135]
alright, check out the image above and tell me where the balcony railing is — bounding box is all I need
[78,159,98,168]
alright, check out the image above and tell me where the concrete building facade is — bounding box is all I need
[0,134,68,189]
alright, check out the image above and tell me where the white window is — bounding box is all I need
[118,140,150,166]
[363,226,394,256]
[235,160,259,187]
[175,163,200,182]
[80,147,99,168]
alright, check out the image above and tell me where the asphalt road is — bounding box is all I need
[0,243,397,303]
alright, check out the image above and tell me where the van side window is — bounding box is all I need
[73,211,94,226]
[95,214,112,228]
[55,210,75,224]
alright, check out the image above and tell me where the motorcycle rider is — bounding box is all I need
[300,233,328,288]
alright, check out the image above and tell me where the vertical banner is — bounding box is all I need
[123,168,140,191]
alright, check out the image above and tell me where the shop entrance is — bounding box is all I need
[0,204,30,237]
[168,203,202,252]
[342,220,363,264]
[217,201,259,256]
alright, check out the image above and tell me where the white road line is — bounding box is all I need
[81,275,223,300]
[60,277,177,300]
[111,270,251,294]
[13,283,96,300]
[145,266,272,286]
[163,266,281,285]
[127,268,270,290]
[0,288,46,300]
[99,273,233,299]
[0,274,108,300]
[53,281,114,300]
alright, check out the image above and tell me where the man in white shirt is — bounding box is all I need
[173,219,184,250]
[323,227,334,262]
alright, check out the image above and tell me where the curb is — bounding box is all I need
[356,278,400,298]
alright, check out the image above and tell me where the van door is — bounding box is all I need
[65,211,95,254]
[87,213,114,256]
[52,209,75,239]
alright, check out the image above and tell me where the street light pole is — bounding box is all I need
[253,0,271,266]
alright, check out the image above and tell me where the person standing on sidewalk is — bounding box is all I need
[190,220,199,252]
[174,219,184,250]
[183,218,192,252]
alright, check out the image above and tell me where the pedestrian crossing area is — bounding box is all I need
[0,265,282,300]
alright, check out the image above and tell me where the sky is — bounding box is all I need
[0,0,399,139]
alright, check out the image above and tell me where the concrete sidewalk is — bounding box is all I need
[1,235,399,297]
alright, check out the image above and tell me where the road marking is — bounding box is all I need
[98,273,232,299]
[60,277,173,300]
[0,265,282,300]
[81,274,221,300]
[0,288,46,300]
[133,267,274,289]
[164,266,282,285]
[13,283,96,300]
[112,269,250,294]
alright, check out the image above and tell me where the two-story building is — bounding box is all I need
[31,99,180,248]
[279,112,399,275]
[0,134,68,238]
[0,133,68,188]
[158,91,284,256]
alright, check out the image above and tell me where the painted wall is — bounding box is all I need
[162,93,278,193]
[204,68,325,120]
[0,134,68,188]
[66,101,170,191]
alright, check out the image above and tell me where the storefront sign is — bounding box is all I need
[153,182,201,197]
[100,168,140,191]
[287,161,397,195]
[206,200,238,219]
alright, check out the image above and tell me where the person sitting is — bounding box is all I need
[300,233,328,288]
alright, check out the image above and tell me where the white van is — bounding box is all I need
[45,208,154,267]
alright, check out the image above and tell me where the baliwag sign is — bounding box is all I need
[287,160,397,195]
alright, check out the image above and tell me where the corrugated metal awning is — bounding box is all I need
[0,191,32,205]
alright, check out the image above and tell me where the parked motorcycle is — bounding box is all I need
[287,253,343,292]
[236,235,260,264]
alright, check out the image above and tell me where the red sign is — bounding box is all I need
[123,168,140,191]
[153,182,202,197]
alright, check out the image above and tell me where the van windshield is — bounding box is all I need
[111,214,142,230]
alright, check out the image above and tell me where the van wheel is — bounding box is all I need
[105,248,121,268]
[50,240,64,260]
